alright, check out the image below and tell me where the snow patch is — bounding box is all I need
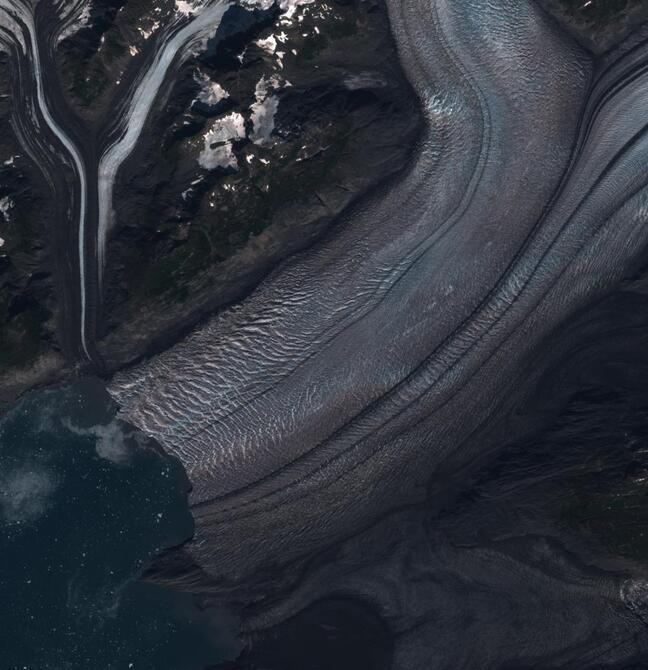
[240,0,274,9]
[251,95,279,146]
[57,2,92,44]
[256,34,277,54]
[241,0,315,22]
[199,112,246,170]
[250,75,286,145]
[423,92,457,122]
[0,196,14,221]
[138,20,160,40]
[195,72,229,106]
[175,0,198,15]
[280,0,315,21]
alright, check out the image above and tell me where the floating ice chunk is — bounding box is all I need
[199,112,246,170]
[63,419,132,465]
[0,468,57,525]
[3,156,14,167]
[0,237,4,248]
[94,424,131,464]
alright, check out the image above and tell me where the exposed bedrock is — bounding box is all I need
[0,0,423,398]
[98,0,422,370]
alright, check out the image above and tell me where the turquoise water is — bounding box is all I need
[0,380,227,670]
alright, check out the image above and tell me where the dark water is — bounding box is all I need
[0,379,228,670]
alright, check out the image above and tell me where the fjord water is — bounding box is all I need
[0,380,225,670]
